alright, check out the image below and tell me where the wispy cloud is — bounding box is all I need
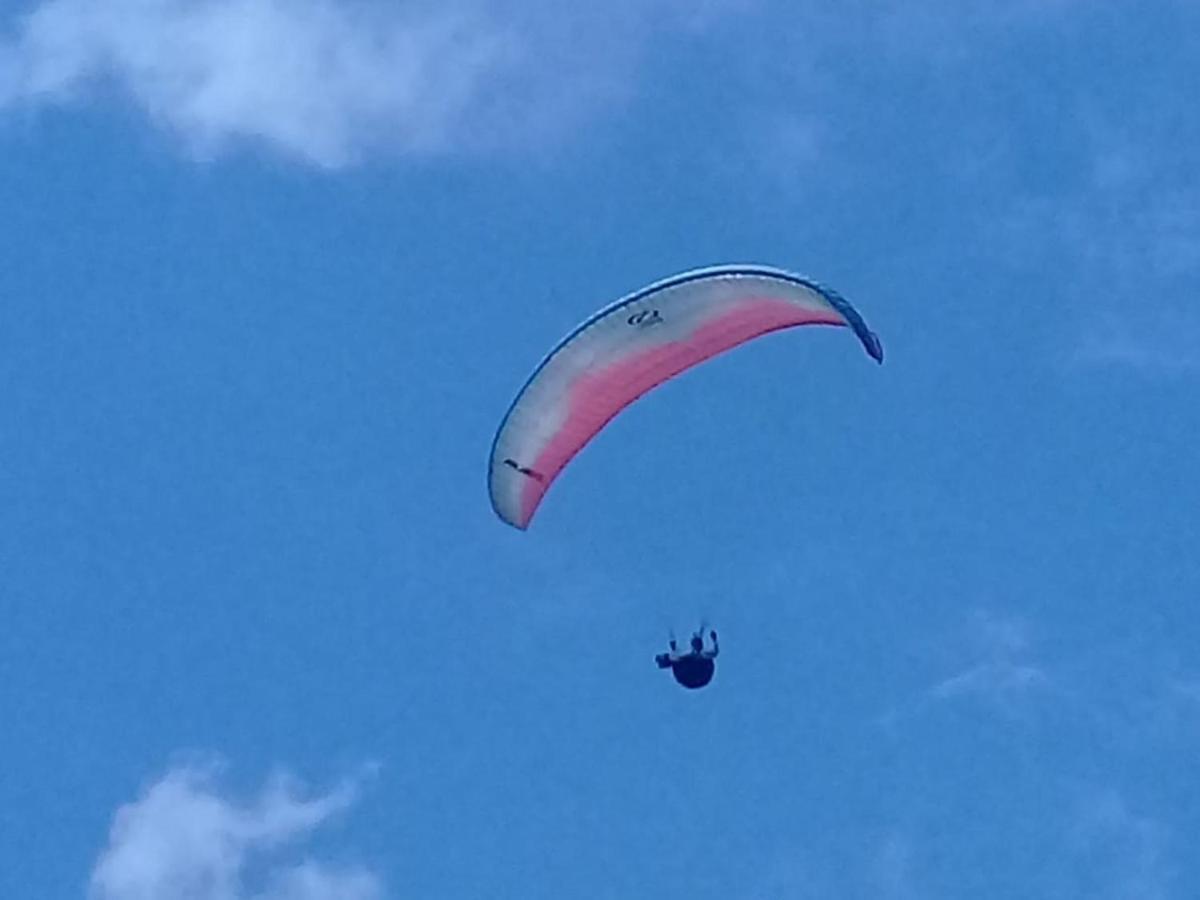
[1072,321,1200,375]
[991,84,1200,375]
[742,831,922,899]
[1167,677,1200,707]
[1054,164,1200,375]
[929,610,1048,703]
[88,761,381,900]
[883,610,1051,729]
[0,0,743,166]
[871,832,919,900]
[875,612,1194,895]
[1066,788,1175,900]
[927,659,1047,704]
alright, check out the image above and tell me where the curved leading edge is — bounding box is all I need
[488,265,884,529]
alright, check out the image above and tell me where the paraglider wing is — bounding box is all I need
[488,265,883,529]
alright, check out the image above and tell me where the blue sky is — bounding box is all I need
[2,1,1199,897]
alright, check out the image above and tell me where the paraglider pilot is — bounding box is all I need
[656,629,719,689]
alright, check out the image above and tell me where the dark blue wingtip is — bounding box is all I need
[801,276,882,366]
[866,331,884,364]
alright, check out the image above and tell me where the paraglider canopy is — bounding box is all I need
[489,264,883,529]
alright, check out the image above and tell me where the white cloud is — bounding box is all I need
[0,0,745,166]
[3,0,519,166]
[88,762,381,900]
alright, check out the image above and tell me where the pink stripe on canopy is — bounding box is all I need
[516,299,842,527]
